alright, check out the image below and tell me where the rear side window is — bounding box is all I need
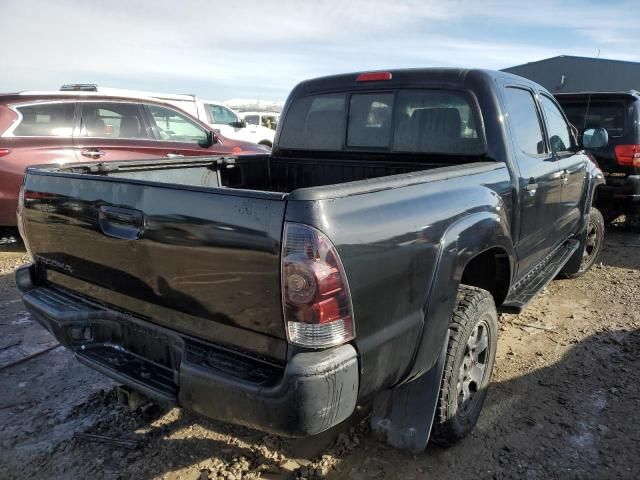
[262,115,278,130]
[560,101,626,138]
[79,102,151,139]
[13,103,74,137]
[279,90,484,155]
[503,88,545,156]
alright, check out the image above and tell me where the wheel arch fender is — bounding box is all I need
[403,208,515,382]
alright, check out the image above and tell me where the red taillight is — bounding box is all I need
[356,71,392,82]
[0,148,11,157]
[615,144,640,167]
[282,223,354,348]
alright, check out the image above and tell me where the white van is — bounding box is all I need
[59,85,277,147]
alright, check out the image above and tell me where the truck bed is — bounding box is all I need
[61,154,467,193]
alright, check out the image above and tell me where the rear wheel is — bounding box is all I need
[431,285,497,447]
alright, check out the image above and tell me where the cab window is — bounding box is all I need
[208,105,239,126]
[13,103,75,137]
[78,102,151,139]
[244,115,260,126]
[147,105,208,143]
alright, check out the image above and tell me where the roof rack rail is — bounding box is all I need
[60,84,98,92]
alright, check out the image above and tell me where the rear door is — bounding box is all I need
[539,94,587,238]
[73,101,171,162]
[502,86,564,276]
[0,101,77,225]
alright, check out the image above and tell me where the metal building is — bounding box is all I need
[502,55,640,93]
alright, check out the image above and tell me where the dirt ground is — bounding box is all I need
[1,227,639,480]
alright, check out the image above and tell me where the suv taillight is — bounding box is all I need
[615,144,640,167]
[281,222,354,348]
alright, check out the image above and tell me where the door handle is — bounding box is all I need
[81,149,106,159]
[98,205,144,240]
[560,170,569,185]
[166,152,184,158]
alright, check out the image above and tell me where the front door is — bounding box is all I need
[502,86,565,277]
[143,104,223,157]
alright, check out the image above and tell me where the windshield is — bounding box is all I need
[559,100,627,138]
[278,89,485,155]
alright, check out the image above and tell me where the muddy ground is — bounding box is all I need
[1,227,639,480]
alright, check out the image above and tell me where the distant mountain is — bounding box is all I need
[224,98,284,113]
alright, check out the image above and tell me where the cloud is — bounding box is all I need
[1,0,638,100]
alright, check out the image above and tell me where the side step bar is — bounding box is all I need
[501,239,579,313]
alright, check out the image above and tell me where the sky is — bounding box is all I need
[1,0,639,102]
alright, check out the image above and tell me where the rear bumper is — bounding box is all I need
[598,175,640,211]
[16,264,359,437]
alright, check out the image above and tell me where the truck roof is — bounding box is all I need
[289,68,541,96]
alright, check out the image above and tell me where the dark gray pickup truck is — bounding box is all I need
[16,69,607,452]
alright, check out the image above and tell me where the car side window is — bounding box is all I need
[244,115,260,126]
[13,103,75,137]
[503,87,545,156]
[78,102,151,139]
[539,95,572,154]
[208,105,239,126]
[262,115,278,130]
[147,105,208,143]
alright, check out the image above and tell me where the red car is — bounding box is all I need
[0,92,268,226]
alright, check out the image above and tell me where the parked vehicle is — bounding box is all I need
[17,69,606,452]
[556,91,640,228]
[239,110,279,134]
[60,85,277,148]
[0,91,267,226]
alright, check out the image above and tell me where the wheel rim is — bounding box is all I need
[580,218,602,271]
[457,319,491,415]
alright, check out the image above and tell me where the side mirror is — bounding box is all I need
[230,120,246,129]
[582,128,608,149]
[199,130,218,148]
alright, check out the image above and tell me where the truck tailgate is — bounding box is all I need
[21,170,288,361]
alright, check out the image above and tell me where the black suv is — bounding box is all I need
[556,91,640,227]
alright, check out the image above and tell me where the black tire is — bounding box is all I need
[431,285,498,447]
[563,207,605,279]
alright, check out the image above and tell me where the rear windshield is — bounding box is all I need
[278,89,485,155]
[559,100,627,138]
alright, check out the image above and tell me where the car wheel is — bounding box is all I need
[563,207,605,279]
[430,285,498,447]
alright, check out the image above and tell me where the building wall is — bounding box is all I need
[503,56,640,93]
